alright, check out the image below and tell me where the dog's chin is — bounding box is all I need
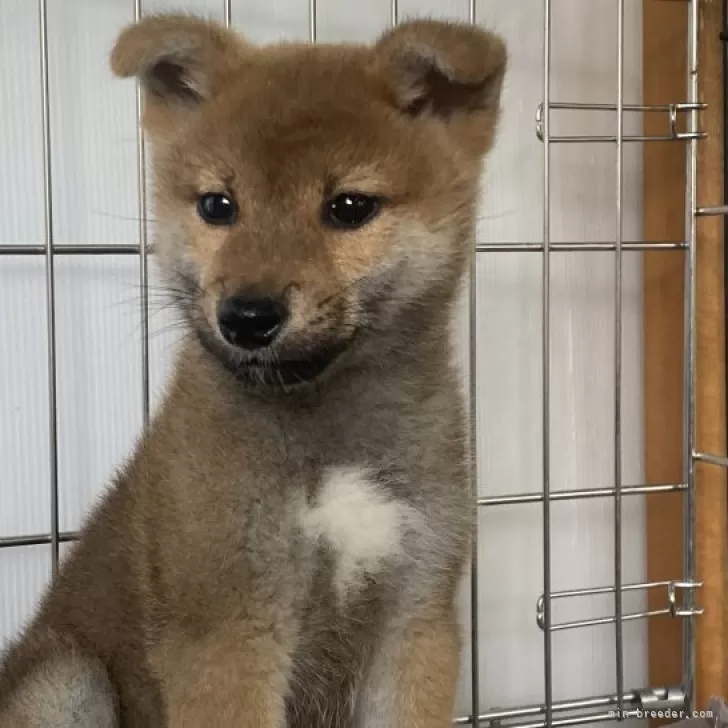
[195,326,352,391]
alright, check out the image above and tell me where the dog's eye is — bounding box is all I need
[197,192,237,226]
[323,193,380,230]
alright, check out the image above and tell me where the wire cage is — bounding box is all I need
[0,0,726,727]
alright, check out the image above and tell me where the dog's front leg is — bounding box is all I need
[394,604,462,728]
[151,628,290,727]
[358,601,462,728]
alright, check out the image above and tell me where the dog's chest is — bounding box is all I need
[297,465,420,602]
[284,466,420,727]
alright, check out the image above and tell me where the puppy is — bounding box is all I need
[0,14,506,727]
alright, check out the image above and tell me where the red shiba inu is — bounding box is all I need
[0,13,506,727]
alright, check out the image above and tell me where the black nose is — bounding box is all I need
[217,295,287,350]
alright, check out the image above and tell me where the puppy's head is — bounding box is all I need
[111,14,506,390]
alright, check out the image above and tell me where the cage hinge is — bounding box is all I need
[636,686,686,714]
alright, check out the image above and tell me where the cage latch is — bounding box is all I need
[535,101,706,143]
[668,580,703,618]
[536,579,703,632]
[636,686,686,713]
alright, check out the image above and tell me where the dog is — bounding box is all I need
[0,13,506,727]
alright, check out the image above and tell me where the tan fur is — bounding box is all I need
[0,13,506,728]
[148,628,290,726]
[395,605,462,727]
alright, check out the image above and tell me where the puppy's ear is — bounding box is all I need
[110,14,244,133]
[374,19,507,154]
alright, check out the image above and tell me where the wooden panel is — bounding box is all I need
[644,0,727,716]
[643,1,687,723]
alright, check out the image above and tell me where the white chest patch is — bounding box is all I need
[299,466,419,602]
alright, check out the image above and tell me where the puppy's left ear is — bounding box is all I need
[374,19,507,155]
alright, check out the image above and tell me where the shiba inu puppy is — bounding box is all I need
[0,13,506,727]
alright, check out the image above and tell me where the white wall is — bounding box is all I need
[0,0,646,723]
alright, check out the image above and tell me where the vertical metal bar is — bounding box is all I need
[468,3,479,722]
[309,0,316,43]
[38,0,60,576]
[224,0,232,27]
[683,0,699,713]
[541,0,553,724]
[134,0,150,429]
[613,0,625,715]
[391,0,398,27]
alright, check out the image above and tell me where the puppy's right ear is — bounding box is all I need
[110,14,244,134]
[374,20,507,157]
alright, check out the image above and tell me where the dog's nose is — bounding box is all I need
[217,295,287,350]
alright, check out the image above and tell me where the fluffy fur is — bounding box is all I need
[0,14,506,727]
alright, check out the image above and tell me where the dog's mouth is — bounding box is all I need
[235,346,347,387]
[194,323,353,389]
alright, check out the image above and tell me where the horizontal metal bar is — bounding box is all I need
[693,451,728,468]
[476,242,685,253]
[452,686,679,727]
[0,244,143,256]
[546,580,673,600]
[478,482,685,507]
[0,242,687,257]
[509,710,638,728]
[547,101,707,112]
[0,530,78,549]
[547,133,705,143]
[696,205,728,216]
[547,608,672,632]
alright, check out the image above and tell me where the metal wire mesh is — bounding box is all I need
[0,0,712,726]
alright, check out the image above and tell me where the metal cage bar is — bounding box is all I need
[37,0,60,577]
[309,0,316,44]
[682,0,700,712]
[541,1,554,725]
[0,481,691,552]
[613,0,626,713]
[467,1,481,724]
[134,0,151,428]
[453,687,682,728]
[0,240,689,256]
